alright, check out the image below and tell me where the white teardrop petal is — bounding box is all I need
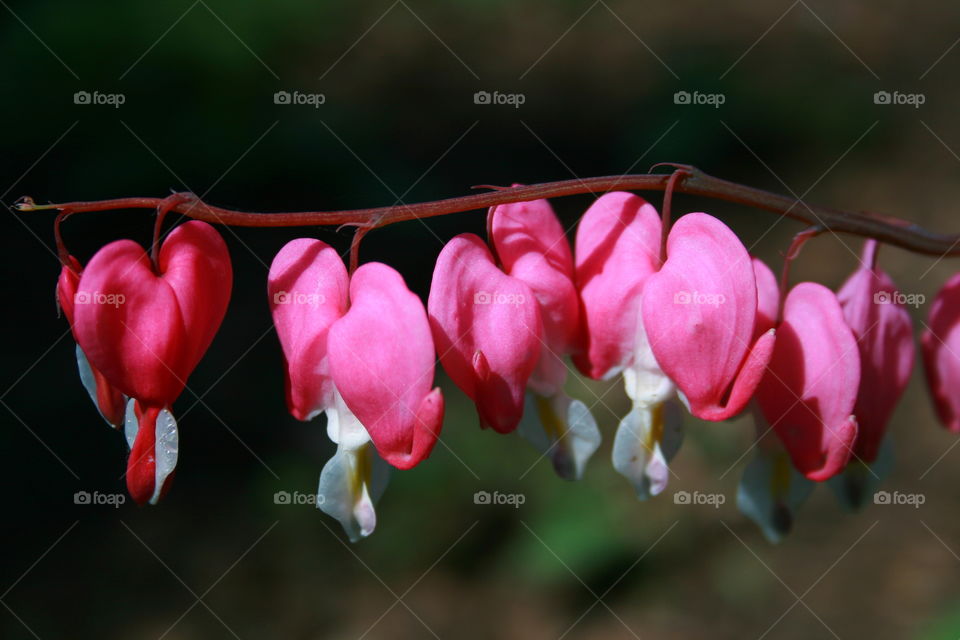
[516,393,551,452]
[75,345,99,409]
[317,444,391,542]
[612,401,683,500]
[123,398,138,450]
[76,344,125,429]
[517,392,601,481]
[561,397,601,480]
[149,408,179,505]
[737,449,815,543]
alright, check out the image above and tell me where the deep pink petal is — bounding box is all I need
[329,263,443,469]
[158,221,233,376]
[641,213,769,420]
[922,272,960,433]
[57,256,83,329]
[268,238,349,420]
[753,256,780,338]
[573,192,661,379]
[490,197,580,355]
[74,241,188,405]
[837,240,915,460]
[74,222,231,406]
[757,282,860,481]
[489,197,579,394]
[58,256,126,427]
[428,234,541,433]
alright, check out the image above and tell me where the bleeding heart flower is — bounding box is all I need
[488,196,600,479]
[57,256,126,429]
[268,238,350,422]
[756,282,860,482]
[328,263,444,470]
[573,192,662,381]
[831,240,914,507]
[922,273,960,434]
[641,213,776,422]
[74,221,232,505]
[428,233,541,434]
[738,257,815,543]
[573,192,680,498]
[269,240,442,540]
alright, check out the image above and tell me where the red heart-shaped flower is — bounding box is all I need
[73,221,232,406]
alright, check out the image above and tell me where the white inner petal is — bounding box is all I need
[612,400,683,500]
[324,386,369,451]
[517,391,601,481]
[150,408,179,505]
[123,398,138,450]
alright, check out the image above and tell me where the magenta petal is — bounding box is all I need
[922,272,960,433]
[268,238,349,420]
[157,221,233,377]
[573,192,661,379]
[428,233,541,433]
[74,221,231,407]
[752,256,780,338]
[74,241,187,405]
[329,263,443,469]
[838,240,914,460]
[57,256,83,329]
[757,283,860,481]
[58,257,126,427]
[490,197,580,355]
[641,213,770,420]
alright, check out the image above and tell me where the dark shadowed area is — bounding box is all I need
[3,1,960,638]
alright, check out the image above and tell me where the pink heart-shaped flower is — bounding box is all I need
[428,233,541,433]
[74,221,232,406]
[573,192,661,380]
[757,282,860,481]
[838,240,914,462]
[268,238,349,421]
[922,272,960,433]
[641,213,775,421]
[329,263,443,469]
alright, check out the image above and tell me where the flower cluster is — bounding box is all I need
[58,192,960,542]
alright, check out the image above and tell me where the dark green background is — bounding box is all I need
[3,1,960,638]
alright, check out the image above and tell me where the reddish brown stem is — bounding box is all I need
[658,167,692,265]
[13,166,960,257]
[150,193,192,272]
[54,212,75,269]
[778,226,823,322]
